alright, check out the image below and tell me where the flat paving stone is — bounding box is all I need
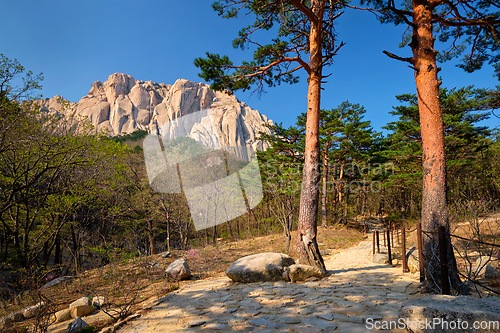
[278,316,302,324]
[302,317,338,330]
[248,317,278,329]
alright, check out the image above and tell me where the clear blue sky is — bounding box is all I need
[1,0,498,132]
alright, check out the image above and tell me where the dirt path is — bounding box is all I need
[115,233,420,333]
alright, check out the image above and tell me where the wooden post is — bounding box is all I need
[390,227,394,248]
[438,226,450,295]
[402,227,408,273]
[376,231,380,253]
[383,230,386,247]
[387,229,392,265]
[416,222,425,282]
[372,231,376,255]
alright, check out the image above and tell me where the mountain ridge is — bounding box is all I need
[37,73,273,154]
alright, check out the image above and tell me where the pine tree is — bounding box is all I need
[359,0,499,293]
[195,0,346,271]
[381,86,495,291]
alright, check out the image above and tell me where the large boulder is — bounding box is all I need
[284,264,323,283]
[225,253,295,283]
[165,258,191,281]
[400,295,500,333]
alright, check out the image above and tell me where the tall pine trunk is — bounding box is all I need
[412,0,462,293]
[296,3,326,273]
[321,142,330,226]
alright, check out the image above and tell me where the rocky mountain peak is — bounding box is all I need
[37,73,273,155]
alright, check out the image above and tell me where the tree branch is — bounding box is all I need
[228,56,310,80]
[383,50,414,64]
[289,0,319,25]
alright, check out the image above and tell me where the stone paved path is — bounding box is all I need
[117,238,420,332]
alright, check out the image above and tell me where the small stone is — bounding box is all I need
[473,264,500,279]
[21,301,46,319]
[373,253,390,264]
[161,251,172,258]
[484,265,500,279]
[286,264,323,283]
[165,258,191,280]
[406,247,420,273]
[92,296,106,308]
[67,317,89,333]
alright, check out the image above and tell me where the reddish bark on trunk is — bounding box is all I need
[321,142,330,226]
[411,0,462,293]
[296,0,326,273]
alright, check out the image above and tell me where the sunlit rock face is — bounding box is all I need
[38,73,273,155]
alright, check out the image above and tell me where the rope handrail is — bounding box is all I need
[449,233,500,248]
[421,229,435,238]
[455,269,500,296]
[419,227,499,248]
[402,222,499,295]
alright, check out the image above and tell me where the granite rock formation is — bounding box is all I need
[38,73,273,154]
